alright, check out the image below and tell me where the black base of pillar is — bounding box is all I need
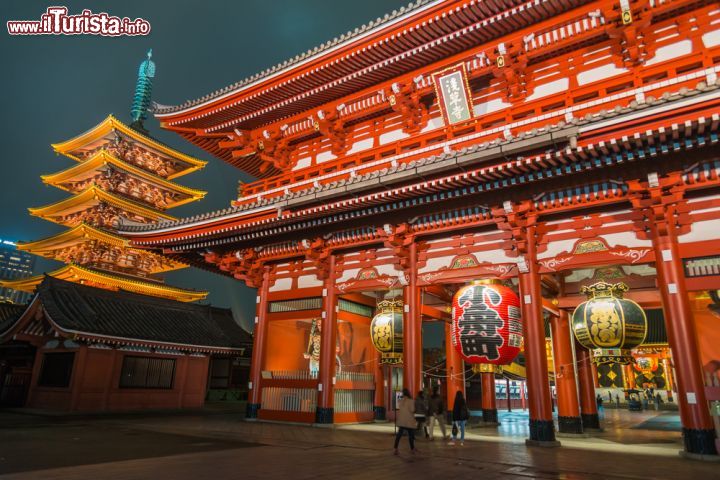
[246,403,260,419]
[682,428,718,456]
[558,416,583,434]
[581,413,600,430]
[483,408,498,424]
[529,418,556,442]
[373,406,386,421]
[315,407,334,424]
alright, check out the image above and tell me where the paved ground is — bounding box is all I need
[0,407,717,480]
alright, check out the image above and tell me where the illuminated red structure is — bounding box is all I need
[119,0,720,457]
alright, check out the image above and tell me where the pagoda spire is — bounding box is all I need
[130,49,156,133]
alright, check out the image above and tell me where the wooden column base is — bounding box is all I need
[482,408,498,424]
[373,406,386,421]
[246,403,261,419]
[529,418,557,443]
[581,413,601,430]
[558,416,583,434]
[682,428,718,456]
[315,407,334,424]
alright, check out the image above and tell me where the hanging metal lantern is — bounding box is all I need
[370,300,403,365]
[572,281,647,365]
[451,280,522,365]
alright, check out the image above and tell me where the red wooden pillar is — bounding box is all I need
[518,228,558,445]
[69,345,88,412]
[520,381,526,410]
[591,363,600,388]
[175,354,189,409]
[653,234,717,455]
[550,310,582,434]
[246,267,270,419]
[480,367,498,424]
[316,254,338,424]
[373,351,386,420]
[103,349,121,411]
[444,320,464,419]
[624,364,636,390]
[403,242,423,399]
[575,342,600,429]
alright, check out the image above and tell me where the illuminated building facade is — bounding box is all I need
[0,239,35,304]
[116,0,719,457]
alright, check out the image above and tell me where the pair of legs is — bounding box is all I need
[416,417,429,438]
[394,427,416,452]
[428,414,446,439]
[451,420,466,443]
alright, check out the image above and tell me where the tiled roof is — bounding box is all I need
[0,303,27,335]
[34,276,252,351]
[154,0,435,115]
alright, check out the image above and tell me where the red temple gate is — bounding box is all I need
[120,0,720,457]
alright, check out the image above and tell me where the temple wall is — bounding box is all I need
[27,346,212,412]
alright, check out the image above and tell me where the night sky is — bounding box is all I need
[0,0,409,330]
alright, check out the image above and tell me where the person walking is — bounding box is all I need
[596,393,605,419]
[414,390,429,439]
[449,390,469,446]
[427,387,447,440]
[394,388,419,455]
[615,393,620,409]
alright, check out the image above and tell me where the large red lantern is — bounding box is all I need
[451,280,522,365]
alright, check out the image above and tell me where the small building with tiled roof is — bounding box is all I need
[0,277,252,412]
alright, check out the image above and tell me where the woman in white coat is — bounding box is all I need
[394,388,419,455]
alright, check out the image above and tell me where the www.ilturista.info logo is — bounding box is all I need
[7,7,151,36]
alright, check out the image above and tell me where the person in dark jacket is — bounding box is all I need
[449,390,469,446]
[427,387,447,440]
[414,390,429,438]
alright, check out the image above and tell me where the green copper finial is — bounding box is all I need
[130,49,156,130]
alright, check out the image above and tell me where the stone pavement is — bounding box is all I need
[0,408,718,480]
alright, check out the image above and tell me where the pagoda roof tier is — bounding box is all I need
[0,276,247,354]
[52,115,207,179]
[17,223,186,274]
[0,264,207,303]
[29,185,175,226]
[40,150,207,209]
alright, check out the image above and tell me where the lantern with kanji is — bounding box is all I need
[572,281,647,365]
[370,300,403,364]
[451,280,522,365]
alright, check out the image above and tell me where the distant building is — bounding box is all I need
[0,239,35,304]
[0,276,252,410]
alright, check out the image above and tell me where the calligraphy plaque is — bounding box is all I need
[433,64,474,126]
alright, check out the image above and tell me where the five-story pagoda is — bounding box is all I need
[1,51,208,302]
